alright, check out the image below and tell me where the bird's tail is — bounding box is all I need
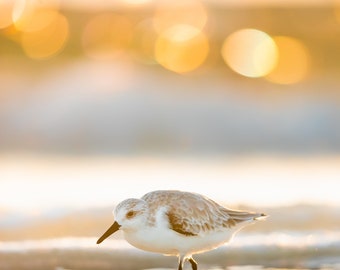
[224,208,267,224]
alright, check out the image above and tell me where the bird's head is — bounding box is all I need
[97,198,148,244]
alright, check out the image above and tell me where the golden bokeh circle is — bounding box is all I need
[0,1,16,29]
[12,0,60,32]
[21,13,69,59]
[221,28,278,78]
[266,36,310,84]
[155,24,209,73]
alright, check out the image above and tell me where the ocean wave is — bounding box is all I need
[1,230,339,268]
[1,230,339,252]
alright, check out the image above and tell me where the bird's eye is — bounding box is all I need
[126,211,136,218]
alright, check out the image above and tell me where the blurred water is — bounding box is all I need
[1,231,339,269]
[1,231,340,252]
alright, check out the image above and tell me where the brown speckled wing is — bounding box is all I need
[166,211,197,236]
[141,190,236,236]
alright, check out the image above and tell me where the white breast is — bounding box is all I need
[124,225,237,256]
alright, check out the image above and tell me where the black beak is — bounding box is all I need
[97,221,121,244]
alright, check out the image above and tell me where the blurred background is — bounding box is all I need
[1,0,340,269]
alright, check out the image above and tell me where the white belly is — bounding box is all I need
[124,227,237,256]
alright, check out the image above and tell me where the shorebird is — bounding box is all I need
[97,190,266,270]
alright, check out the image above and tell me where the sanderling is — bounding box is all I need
[97,190,266,270]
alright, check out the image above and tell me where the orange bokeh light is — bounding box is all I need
[82,14,133,60]
[334,2,340,24]
[266,36,310,84]
[221,28,278,78]
[21,13,69,59]
[12,0,60,32]
[155,24,209,73]
[0,1,16,29]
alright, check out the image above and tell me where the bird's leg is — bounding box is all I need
[188,257,198,270]
[178,257,184,270]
